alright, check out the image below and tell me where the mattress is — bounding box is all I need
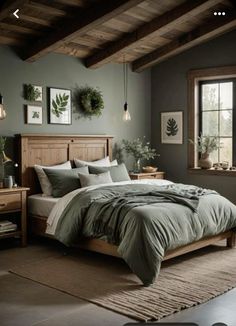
[28,194,59,217]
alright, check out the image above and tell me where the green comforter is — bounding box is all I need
[54,183,236,286]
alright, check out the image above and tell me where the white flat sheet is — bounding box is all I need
[28,194,59,217]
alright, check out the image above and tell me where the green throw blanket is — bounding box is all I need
[55,183,236,286]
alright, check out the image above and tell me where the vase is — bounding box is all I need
[133,159,141,173]
[198,153,212,169]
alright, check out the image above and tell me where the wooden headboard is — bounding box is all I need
[17,134,113,195]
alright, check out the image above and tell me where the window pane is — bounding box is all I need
[202,111,218,136]
[219,138,232,166]
[209,149,219,164]
[220,110,232,137]
[202,84,218,111]
[220,82,233,110]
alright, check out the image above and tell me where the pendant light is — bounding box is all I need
[0,94,6,120]
[122,58,131,121]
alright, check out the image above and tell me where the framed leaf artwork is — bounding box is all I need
[26,105,42,125]
[48,87,71,124]
[161,111,183,144]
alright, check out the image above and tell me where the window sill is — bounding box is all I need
[188,168,236,177]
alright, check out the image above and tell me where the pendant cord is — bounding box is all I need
[123,58,128,103]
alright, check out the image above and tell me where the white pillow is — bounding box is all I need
[34,161,71,196]
[74,156,111,168]
[111,159,118,166]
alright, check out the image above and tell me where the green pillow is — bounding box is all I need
[88,163,130,182]
[43,166,89,197]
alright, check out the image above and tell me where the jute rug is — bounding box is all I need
[10,244,236,321]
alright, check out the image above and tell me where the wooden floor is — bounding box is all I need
[0,238,236,326]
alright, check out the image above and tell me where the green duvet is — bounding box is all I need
[54,183,236,286]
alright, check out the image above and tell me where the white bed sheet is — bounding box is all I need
[28,194,59,217]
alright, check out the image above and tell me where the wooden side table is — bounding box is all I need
[0,187,30,247]
[129,171,165,180]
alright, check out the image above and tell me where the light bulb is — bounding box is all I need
[122,102,131,121]
[0,104,6,120]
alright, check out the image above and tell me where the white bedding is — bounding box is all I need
[28,194,59,217]
[46,179,173,236]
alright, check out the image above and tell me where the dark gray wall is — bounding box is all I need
[151,30,236,203]
[0,45,151,168]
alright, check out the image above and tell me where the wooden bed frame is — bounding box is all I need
[18,133,236,260]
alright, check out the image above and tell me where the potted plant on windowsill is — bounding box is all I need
[189,135,222,169]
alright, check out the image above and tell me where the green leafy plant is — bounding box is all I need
[166,118,178,136]
[77,86,104,118]
[25,84,41,101]
[0,136,6,153]
[32,111,40,119]
[52,93,69,118]
[189,135,222,154]
[122,137,159,161]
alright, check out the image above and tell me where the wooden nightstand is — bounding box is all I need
[0,187,29,247]
[129,171,165,180]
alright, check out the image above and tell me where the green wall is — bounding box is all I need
[0,45,151,168]
[151,30,236,203]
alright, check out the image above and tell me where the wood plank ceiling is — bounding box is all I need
[0,0,235,71]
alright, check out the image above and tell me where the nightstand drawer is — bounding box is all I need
[0,193,21,212]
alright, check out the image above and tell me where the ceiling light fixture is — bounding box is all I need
[122,57,131,122]
[0,94,6,120]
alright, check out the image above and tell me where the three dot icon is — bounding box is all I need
[214,11,226,16]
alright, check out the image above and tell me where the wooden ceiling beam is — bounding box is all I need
[0,0,29,21]
[21,0,144,62]
[85,0,223,69]
[132,14,236,72]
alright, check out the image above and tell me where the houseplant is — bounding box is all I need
[189,135,221,169]
[122,137,159,172]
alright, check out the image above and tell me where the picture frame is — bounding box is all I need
[48,87,72,125]
[24,84,43,102]
[26,105,43,125]
[161,111,183,144]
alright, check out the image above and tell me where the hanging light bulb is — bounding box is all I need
[123,102,131,121]
[122,58,131,122]
[0,94,6,120]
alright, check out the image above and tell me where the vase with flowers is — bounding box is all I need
[189,135,222,169]
[122,137,159,173]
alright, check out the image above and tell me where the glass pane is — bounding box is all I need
[220,110,232,137]
[202,111,218,136]
[220,82,233,110]
[219,138,232,166]
[209,149,219,164]
[202,84,218,111]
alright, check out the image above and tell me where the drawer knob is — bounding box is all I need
[0,203,6,208]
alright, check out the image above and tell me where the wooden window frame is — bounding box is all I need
[187,65,236,176]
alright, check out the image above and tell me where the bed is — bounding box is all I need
[18,134,236,285]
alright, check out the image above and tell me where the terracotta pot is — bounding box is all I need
[198,153,213,169]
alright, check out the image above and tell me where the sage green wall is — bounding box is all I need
[151,30,236,203]
[0,45,151,168]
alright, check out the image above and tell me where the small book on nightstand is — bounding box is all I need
[0,220,17,233]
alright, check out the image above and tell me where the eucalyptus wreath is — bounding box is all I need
[78,86,104,118]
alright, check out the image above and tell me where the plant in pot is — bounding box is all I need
[189,135,221,169]
[122,137,159,173]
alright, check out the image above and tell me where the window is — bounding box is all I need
[199,79,235,166]
[187,65,236,175]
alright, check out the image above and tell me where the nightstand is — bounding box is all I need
[0,187,29,247]
[129,171,165,180]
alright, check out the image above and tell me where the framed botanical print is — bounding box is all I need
[26,105,42,125]
[161,111,183,144]
[48,87,71,124]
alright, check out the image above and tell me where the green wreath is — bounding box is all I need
[78,86,104,118]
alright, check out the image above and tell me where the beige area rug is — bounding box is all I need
[10,244,236,321]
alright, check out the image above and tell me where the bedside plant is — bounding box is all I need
[189,135,222,169]
[122,137,159,172]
